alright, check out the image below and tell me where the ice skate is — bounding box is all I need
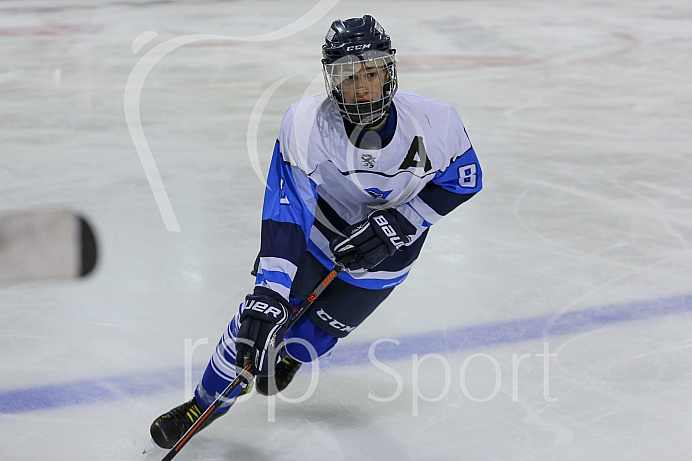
[149,382,252,450]
[149,397,223,449]
[256,356,302,396]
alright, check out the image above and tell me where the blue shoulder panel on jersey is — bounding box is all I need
[261,141,318,239]
[418,147,482,216]
[433,147,482,194]
[257,142,318,267]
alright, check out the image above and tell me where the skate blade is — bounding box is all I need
[142,438,159,454]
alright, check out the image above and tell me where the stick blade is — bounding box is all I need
[142,438,159,455]
[0,209,99,283]
[79,215,98,277]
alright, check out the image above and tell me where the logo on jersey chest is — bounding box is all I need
[361,152,377,168]
[365,187,392,200]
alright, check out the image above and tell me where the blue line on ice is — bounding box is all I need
[1,293,690,414]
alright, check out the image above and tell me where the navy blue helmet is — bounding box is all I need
[321,16,398,125]
[322,15,395,64]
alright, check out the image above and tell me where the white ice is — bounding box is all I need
[1,0,692,459]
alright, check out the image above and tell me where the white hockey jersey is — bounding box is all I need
[254,90,482,297]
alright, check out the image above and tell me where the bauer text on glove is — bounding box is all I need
[235,288,292,375]
[329,209,416,270]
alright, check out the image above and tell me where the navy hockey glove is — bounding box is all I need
[329,209,416,271]
[236,287,293,376]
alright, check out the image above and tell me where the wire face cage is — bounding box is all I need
[322,51,398,125]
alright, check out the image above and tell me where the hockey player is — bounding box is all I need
[150,15,482,449]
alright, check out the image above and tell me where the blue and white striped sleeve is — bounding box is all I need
[254,141,317,301]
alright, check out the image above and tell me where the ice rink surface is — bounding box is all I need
[1,0,692,459]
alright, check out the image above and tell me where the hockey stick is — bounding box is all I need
[158,257,350,461]
[0,209,97,283]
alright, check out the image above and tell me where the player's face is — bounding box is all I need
[338,62,389,104]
